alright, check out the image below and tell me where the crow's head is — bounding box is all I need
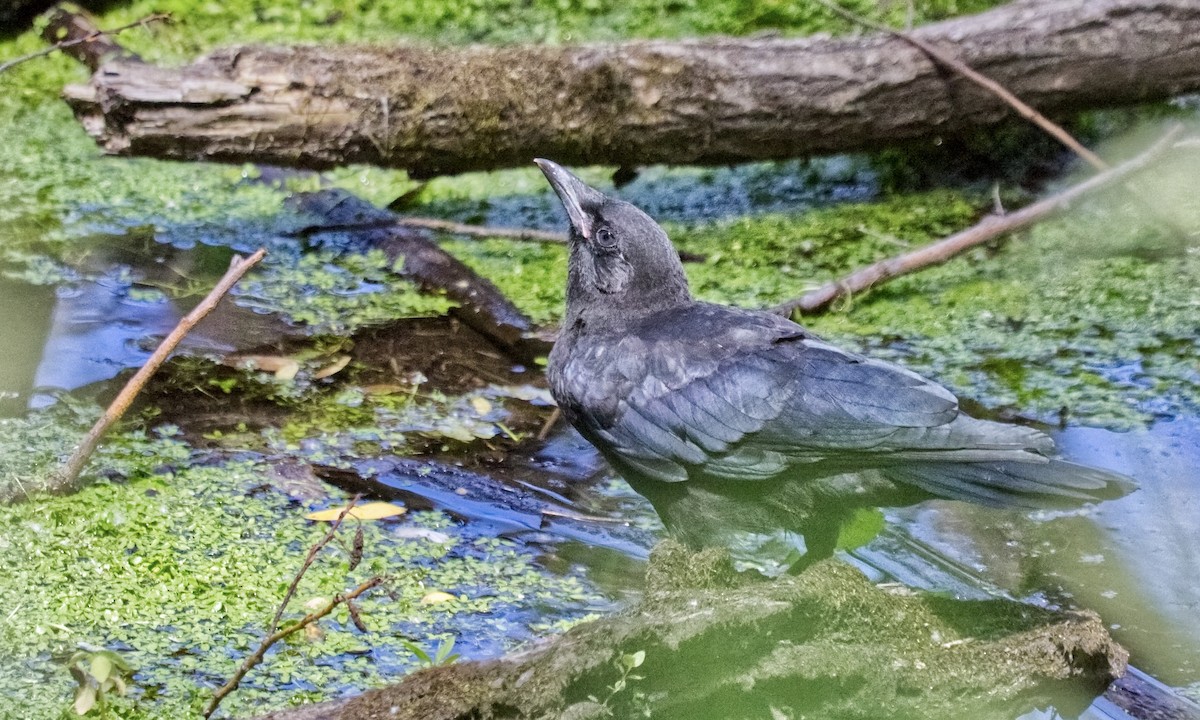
[536,159,690,321]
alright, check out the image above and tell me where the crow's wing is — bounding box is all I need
[565,304,1051,484]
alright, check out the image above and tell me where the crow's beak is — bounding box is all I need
[535,158,603,241]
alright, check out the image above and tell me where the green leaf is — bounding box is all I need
[434,637,456,664]
[400,639,431,665]
[835,508,886,550]
[89,654,112,683]
[101,650,133,672]
[630,650,646,669]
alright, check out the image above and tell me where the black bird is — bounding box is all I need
[535,159,1134,566]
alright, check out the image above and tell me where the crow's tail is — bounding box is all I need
[888,458,1136,509]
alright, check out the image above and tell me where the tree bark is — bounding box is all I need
[62,0,1200,176]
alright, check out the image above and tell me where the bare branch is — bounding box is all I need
[810,0,1108,170]
[269,495,363,635]
[57,0,1200,175]
[0,10,168,75]
[810,0,1194,244]
[203,576,383,719]
[774,126,1187,316]
[29,249,267,500]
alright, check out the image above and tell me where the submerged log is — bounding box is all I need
[290,189,550,364]
[61,0,1200,176]
[255,541,1128,720]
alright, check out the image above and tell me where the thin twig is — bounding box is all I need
[269,495,362,635]
[0,12,169,75]
[203,576,383,719]
[398,217,567,244]
[292,217,566,245]
[812,0,1193,243]
[48,249,266,496]
[540,508,626,525]
[811,0,1107,169]
[774,126,1186,316]
[536,407,562,441]
[294,217,705,262]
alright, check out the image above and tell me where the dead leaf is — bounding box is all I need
[492,385,556,405]
[349,526,364,571]
[305,502,406,522]
[470,396,493,416]
[420,591,456,605]
[273,361,301,381]
[347,600,369,632]
[226,354,301,380]
[313,355,352,379]
[74,684,96,715]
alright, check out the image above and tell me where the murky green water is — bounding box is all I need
[887,420,1200,685]
[1,150,1198,717]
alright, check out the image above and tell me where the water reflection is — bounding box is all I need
[886,420,1200,686]
[0,239,299,413]
[0,278,53,416]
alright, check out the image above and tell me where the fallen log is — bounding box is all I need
[62,0,1200,176]
[35,8,551,366]
[253,541,1129,720]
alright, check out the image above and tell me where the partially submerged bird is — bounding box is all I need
[535,159,1134,567]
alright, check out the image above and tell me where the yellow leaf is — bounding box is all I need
[305,502,406,522]
[273,360,301,381]
[421,591,456,605]
[227,354,300,379]
[470,396,493,415]
[432,424,477,443]
[313,355,352,379]
[362,383,406,395]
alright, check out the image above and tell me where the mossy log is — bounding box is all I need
[254,542,1128,720]
[62,0,1200,176]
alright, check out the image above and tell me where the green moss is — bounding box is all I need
[0,0,1007,284]
[677,190,980,308]
[5,0,1007,58]
[0,400,191,500]
[0,455,603,719]
[237,249,457,332]
[5,1,1187,718]
[803,165,1200,427]
[441,237,568,324]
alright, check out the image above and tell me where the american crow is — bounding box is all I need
[535,159,1134,566]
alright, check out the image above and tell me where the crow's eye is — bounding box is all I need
[594,227,616,248]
